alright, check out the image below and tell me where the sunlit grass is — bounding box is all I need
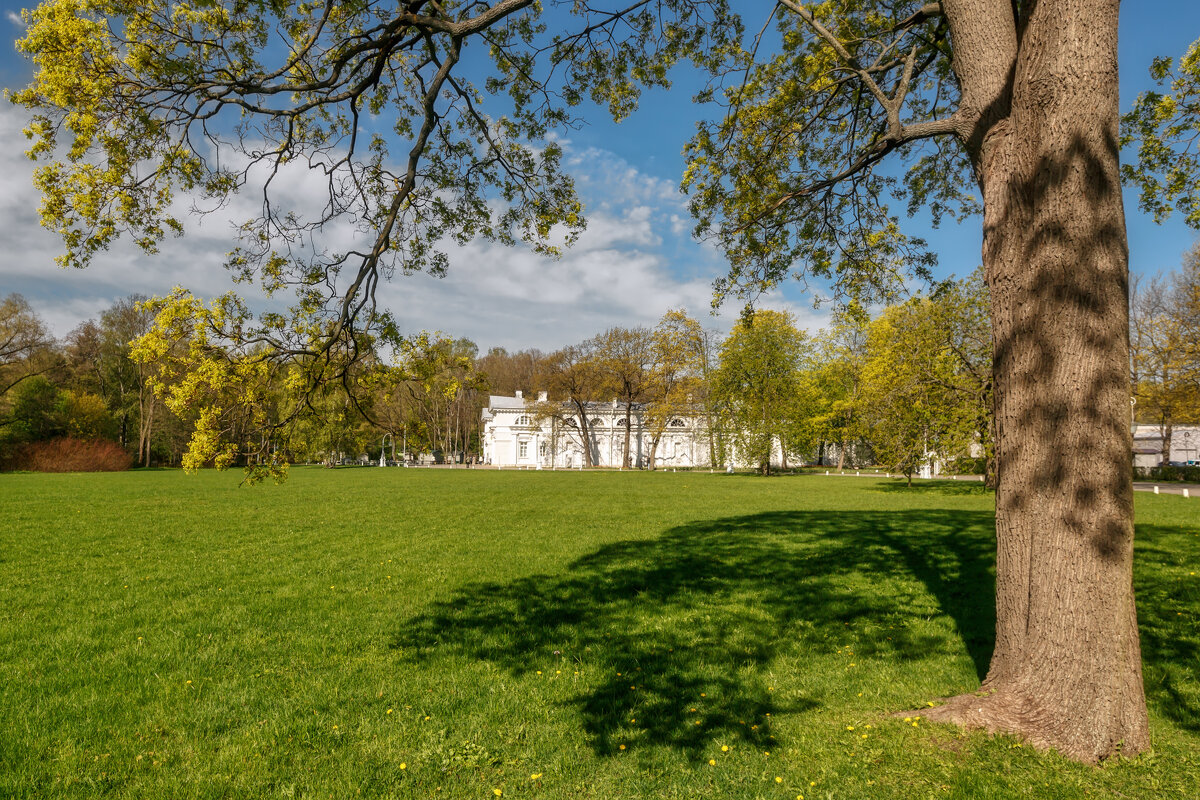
[0,468,1196,798]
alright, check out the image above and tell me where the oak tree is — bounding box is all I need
[684,0,1149,762]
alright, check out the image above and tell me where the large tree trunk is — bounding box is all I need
[925,0,1148,764]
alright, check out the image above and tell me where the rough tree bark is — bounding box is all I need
[920,0,1149,762]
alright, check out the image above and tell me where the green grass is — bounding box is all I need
[0,468,1197,799]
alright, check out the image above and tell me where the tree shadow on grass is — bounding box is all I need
[393,510,999,757]
[873,479,995,496]
[1131,523,1200,734]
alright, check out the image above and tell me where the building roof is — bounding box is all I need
[486,395,648,413]
[488,395,528,409]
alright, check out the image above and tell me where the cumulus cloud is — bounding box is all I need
[6,10,24,27]
[0,103,824,349]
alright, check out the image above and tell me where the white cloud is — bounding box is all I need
[6,10,24,27]
[0,104,791,350]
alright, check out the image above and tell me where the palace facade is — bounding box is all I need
[480,392,713,469]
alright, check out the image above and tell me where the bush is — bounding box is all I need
[7,438,131,472]
[945,457,986,475]
[1136,464,1200,483]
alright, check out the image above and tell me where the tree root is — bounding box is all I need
[896,690,1104,765]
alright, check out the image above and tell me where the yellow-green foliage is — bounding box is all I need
[130,288,286,483]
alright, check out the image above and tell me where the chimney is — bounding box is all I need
[538,391,548,402]
[514,390,523,399]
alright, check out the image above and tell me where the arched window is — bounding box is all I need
[589,418,603,427]
[617,419,629,428]
[563,418,577,427]
[515,415,530,426]
[669,418,686,427]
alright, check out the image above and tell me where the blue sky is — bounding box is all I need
[1,2,1199,349]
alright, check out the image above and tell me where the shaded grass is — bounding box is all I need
[0,468,1197,798]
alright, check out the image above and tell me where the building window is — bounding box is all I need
[516,415,530,426]
[590,418,603,427]
[670,418,686,427]
[519,441,528,458]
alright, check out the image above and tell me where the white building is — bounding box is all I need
[481,391,712,469]
[1133,424,1200,469]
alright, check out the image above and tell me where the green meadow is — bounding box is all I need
[0,469,1197,799]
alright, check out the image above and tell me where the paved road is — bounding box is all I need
[1134,481,1200,497]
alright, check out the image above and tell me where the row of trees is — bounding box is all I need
[13,249,1200,481]
[1130,242,1200,461]
[0,294,176,468]
[2,273,996,480]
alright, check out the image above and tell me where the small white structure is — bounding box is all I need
[481,392,712,469]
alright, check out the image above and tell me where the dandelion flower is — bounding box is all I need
[721,745,729,752]
[493,790,502,797]
[400,763,406,770]
[530,773,542,780]
[619,745,626,751]
[708,759,715,766]
[775,776,783,783]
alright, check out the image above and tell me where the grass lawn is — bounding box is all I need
[0,468,1197,799]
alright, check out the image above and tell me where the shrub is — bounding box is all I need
[1135,464,1200,483]
[8,438,131,472]
[945,457,986,475]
